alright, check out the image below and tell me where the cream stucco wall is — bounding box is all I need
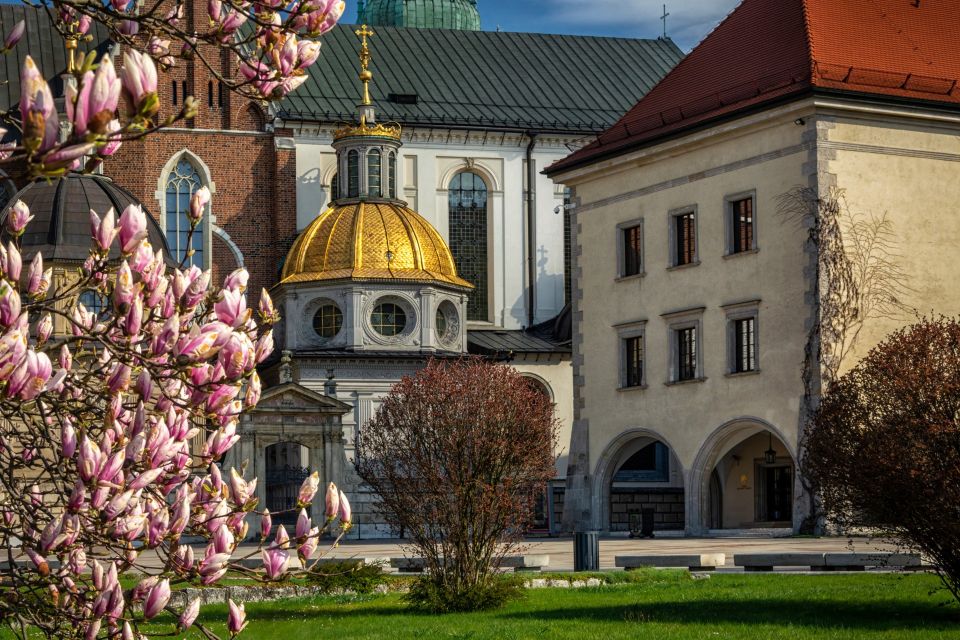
[555,101,820,533]
[554,95,960,534]
[818,108,960,372]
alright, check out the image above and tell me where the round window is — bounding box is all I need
[371,302,407,337]
[312,303,343,339]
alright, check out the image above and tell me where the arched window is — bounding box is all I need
[330,172,339,202]
[388,152,397,198]
[367,149,382,197]
[448,171,488,321]
[164,157,206,268]
[347,150,359,198]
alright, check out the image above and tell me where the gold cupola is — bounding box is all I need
[280,26,472,291]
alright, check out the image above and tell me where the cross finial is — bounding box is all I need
[660,4,670,39]
[355,24,376,106]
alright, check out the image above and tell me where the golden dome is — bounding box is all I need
[281,201,473,289]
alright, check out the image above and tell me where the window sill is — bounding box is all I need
[725,369,761,378]
[617,384,648,392]
[666,260,701,272]
[615,272,646,283]
[664,377,707,386]
[723,248,760,259]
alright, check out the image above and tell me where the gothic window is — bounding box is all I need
[164,157,206,268]
[448,171,489,322]
[347,150,359,198]
[388,152,397,198]
[367,149,382,197]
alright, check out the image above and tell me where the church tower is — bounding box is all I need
[277,25,473,355]
[357,0,481,31]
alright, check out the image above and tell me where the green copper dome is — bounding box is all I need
[357,0,481,30]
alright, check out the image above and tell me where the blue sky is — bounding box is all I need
[345,0,742,51]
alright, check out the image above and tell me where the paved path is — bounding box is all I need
[302,536,899,571]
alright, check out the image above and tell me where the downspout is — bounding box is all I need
[526,132,538,328]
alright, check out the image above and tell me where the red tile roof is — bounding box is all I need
[548,0,960,175]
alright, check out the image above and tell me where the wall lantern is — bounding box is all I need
[764,432,778,465]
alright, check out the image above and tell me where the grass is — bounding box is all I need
[4,571,957,638]
[174,571,958,640]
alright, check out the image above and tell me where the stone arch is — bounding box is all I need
[688,417,799,534]
[520,372,554,403]
[438,160,501,193]
[593,428,685,533]
[211,224,244,267]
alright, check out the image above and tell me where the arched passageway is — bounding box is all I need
[265,441,311,527]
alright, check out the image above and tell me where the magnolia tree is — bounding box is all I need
[1,0,344,180]
[0,196,353,638]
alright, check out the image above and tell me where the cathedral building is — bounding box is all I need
[0,0,683,535]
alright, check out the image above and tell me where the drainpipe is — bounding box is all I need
[525,132,538,328]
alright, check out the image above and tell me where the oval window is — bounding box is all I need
[312,303,343,338]
[371,302,407,337]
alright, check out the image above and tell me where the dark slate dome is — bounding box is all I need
[358,0,481,30]
[0,173,173,264]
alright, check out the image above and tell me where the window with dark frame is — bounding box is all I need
[731,197,754,254]
[623,336,643,388]
[734,317,757,373]
[217,82,224,108]
[677,327,697,381]
[622,224,642,277]
[171,81,177,105]
[207,81,214,108]
[674,212,696,266]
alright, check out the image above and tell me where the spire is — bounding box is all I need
[355,24,375,111]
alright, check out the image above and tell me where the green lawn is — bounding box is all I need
[181,571,958,640]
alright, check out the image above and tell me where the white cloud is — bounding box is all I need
[546,0,739,48]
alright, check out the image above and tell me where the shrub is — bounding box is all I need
[406,574,524,613]
[804,316,960,604]
[355,359,559,612]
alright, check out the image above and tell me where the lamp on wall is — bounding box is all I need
[764,432,778,464]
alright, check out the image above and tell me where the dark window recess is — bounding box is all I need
[207,81,214,107]
[171,81,178,105]
[731,197,754,253]
[734,317,756,372]
[181,81,188,104]
[388,93,418,104]
[330,172,339,201]
[449,171,489,321]
[624,336,643,388]
[622,224,642,276]
[674,212,696,266]
[218,82,224,108]
[347,150,359,197]
[677,327,697,381]
[613,442,669,482]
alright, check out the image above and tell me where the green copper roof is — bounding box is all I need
[358,0,481,31]
[279,24,684,134]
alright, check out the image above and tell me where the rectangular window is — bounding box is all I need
[623,336,644,388]
[207,81,214,108]
[622,225,642,277]
[171,80,178,105]
[181,81,188,104]
[731,197,754,253]
[217,82,224,108]
[677,327,697,381]
[674,212,696,266]
[734,317,757,373]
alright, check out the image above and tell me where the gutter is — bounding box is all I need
[525,132,538,328]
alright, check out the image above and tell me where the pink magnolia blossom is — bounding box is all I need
[338,489,352,528]
[227,599,248,636]
[118,204,147,254]
[179,598,200,630]
[325,481,339,520]
[3,19,24,51]
[189,186,210,225]
[20,57,58,154]
[298,471,320,506]
[260,508,272,539]
[142,578,170,619]
[261,544,288,580]
[5,200,33,236]
[120,50,158,117]
[89,208,117,252]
